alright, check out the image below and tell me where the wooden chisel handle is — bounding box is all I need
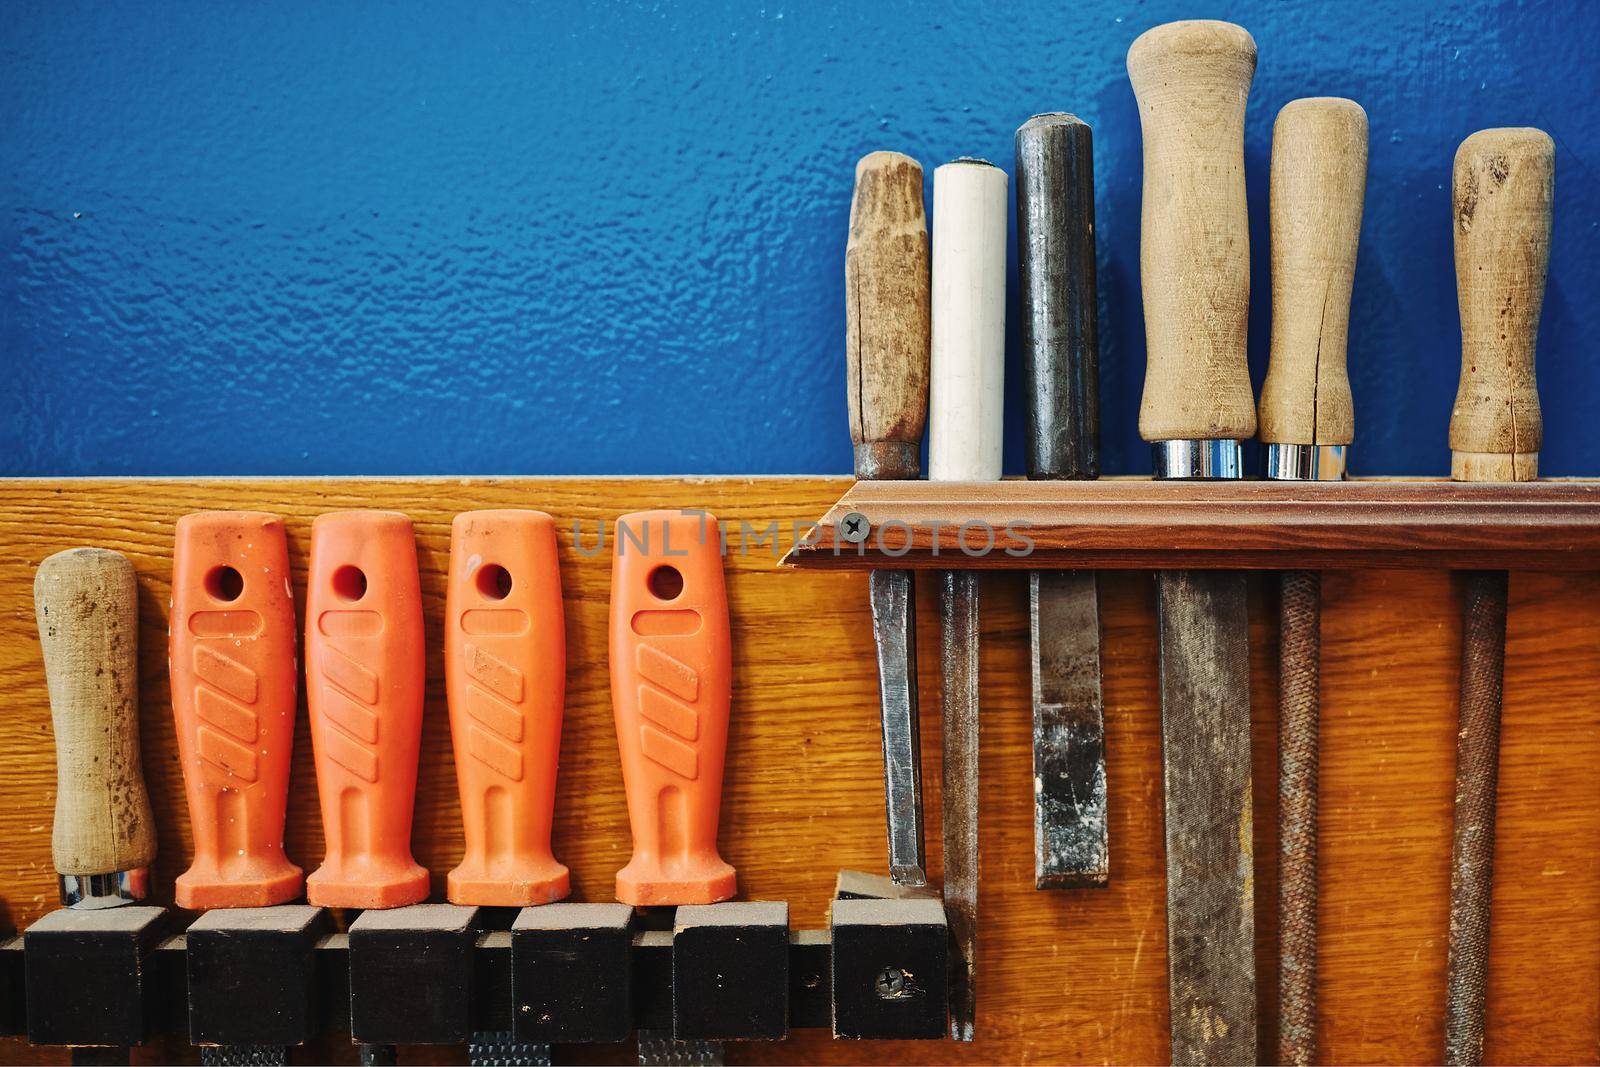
[1127,20,1257,454]
[847,151,930,481]
[35,548,156,901]
[1018,113,1099,480]
[171,511,303,909]
[1449,127,1553,482]
[1259,98,1367,463]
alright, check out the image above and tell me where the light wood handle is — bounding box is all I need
[847,151,931,481]
[1259,97,1367,446]
[929,158,1008,483]
[1127,20,1257,443]
[34,547,156,876]
[1449,127,1553,482]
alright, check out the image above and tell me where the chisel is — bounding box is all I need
[1016,113,1108,889]
[1258,97,1367,1067]
[1126,21,1258,1065]
[929,156,1007,1043]
[170,512,305,1067]
[846,150,932,887]
[1443,126,1553,1067]
[33,547,158,1065]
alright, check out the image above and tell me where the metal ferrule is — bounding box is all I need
[61,867,148,909]
[1152,439,1244,481]
[1264,443,1347,482]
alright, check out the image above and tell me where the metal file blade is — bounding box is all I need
[1156,569,1256,1066]
[870,568,925,885]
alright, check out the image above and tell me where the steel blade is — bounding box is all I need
[869,568,925,886]
[940,569,980,1043]
[1156,569,1256,1066]
[1030,570,1108,888]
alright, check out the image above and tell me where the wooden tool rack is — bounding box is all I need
[0,475,1597,1064]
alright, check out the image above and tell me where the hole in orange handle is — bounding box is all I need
[476,563,513,600]
[205,565,244,602]
[332,565,367,602]
[647,565,684,601]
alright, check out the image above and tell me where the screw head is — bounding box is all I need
[874,966,907,998]
[840,511,870,544]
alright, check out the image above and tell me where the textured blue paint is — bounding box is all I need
[3,0,1596,476]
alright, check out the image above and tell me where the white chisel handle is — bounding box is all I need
[929,159,1007,482]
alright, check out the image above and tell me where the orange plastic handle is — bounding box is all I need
[444,510,570,906]
[304,510,429,909]
[610,509,737,906]
[169,511,303,909]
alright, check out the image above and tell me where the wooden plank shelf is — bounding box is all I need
[780,477,1600,571]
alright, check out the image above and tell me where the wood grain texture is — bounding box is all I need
[0,478,1598,1064]
[846,151,930,482]
[1258,97,1367,447]
[1449,127,1553,479]
[1127,20,1258,443]
[784,477,1600,571]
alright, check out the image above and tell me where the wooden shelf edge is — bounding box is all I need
[779,478,1600,571]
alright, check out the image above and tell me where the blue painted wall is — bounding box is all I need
[3,1,1596,476]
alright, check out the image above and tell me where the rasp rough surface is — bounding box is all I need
[1277,569,1320,1067]
[940,569,980,1043]
[1030,569,1108,887]
[1444,569,1508,1067]
[1157,569,1256,1067]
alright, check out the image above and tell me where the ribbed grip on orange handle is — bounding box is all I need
[304,510,429,909]
[170,511,303,909]
[610,510,737,906]
[445,510,571,906]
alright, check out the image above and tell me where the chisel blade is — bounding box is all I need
[940,569,980,1043]
[869,568,926,885]
[1156,569,1256,1067]
[1030,570,1108,887]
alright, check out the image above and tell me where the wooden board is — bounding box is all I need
[0,477,1596,1064]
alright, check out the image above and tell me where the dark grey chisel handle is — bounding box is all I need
[1018,113,1100,480]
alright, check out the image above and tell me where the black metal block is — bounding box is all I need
[23,905,168,1048]
[632,928,673,1033]
[672,901,788,1042]
[0,935,22,1036]
[788,929,832,1030]
[830,897,947,1040]
[511,902,632,1044]
[186,904,329,1048]
[349,903,479,1045]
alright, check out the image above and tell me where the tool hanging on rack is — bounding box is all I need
[1016,112,1109,890]
[1127,20,1259,1066]
[929,155,1007,1043]
[845,150,932,888]
[304,510,430,910]
[1443,126,1554,1067]
[445,509,570,907]
[1257,96,1368,1067]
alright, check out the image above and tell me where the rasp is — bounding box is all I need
[929,156,1007,1042]
[1257,96,1368,1067]
[1016,113,1108,889]
[1127,21,1259,1066]
[846,150,932,886]
[1443,126,1553,1067]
